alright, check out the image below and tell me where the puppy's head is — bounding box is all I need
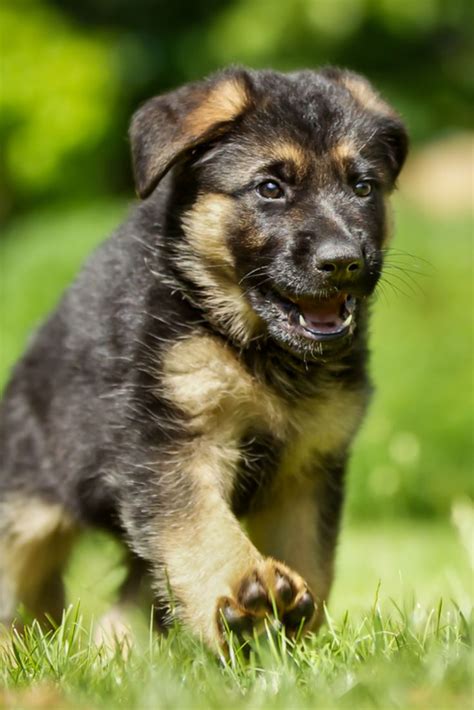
[130,67,408,360]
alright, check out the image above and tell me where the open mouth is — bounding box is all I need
[268,290,356,342]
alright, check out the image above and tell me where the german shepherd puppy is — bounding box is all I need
[0,67,407,651]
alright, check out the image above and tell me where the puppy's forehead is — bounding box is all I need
[196,70,403,188]
[242,72,378,157]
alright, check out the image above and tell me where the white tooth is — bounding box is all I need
[299,314,308,327]
[343,313,353,327]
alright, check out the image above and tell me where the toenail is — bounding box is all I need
[275,573,294,606]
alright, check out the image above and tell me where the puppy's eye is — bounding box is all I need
[257,180,284,200]
[353,180,372,197]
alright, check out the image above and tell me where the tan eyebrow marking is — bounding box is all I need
[268,141,309,176]
[330,140,358,165]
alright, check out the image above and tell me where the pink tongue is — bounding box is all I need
[298,295,344,326]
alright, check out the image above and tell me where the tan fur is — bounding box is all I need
[0,497,77,624]
[180,193,236,270]
[185,78,249,138]
[180,194,262,345]
[246,481,330,619]
[342,76,394,116]
[159,332,284,643]
[331,139,358,165]
[162,334,287,435]
[161,333,287,501]
[158,488,262,646]
[281,384,367,476]
[157,493,315,646]
[157,333,366,643]
[247,386,366,624]
[162,334,365,490]
[269,141,308,175]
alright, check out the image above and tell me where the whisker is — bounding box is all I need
[240,275,274,298]
[238,265,269,285]
[383,263,426,284]
[383,263,430,278]
[379,275,413,300]
[382,248,434,269]
[372,282,389,307]
[382,269,425,297]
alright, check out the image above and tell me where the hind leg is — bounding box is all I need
[0,495,77,628]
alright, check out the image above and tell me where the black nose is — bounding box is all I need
[315,243,364,279]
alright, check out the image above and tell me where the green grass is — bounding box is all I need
[1,521,472,709]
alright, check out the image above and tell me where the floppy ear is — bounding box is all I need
[376,116,409,184]
[130,69,253,198]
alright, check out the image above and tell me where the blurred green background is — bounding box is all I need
[1,0,473,526]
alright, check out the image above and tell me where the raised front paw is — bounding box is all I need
[216,558,315,645]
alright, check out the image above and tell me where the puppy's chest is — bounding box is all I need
[230,387,364,515]
[162,334,366,499]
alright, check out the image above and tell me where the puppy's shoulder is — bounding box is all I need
[160,332,288,437]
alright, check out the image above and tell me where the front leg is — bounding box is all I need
[246,456,347,628]
[119,445,316,650]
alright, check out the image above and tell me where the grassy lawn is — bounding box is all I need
[1,520,472,709]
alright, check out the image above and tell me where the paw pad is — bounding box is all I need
[216,559,315,645]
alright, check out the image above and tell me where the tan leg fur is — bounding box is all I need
[0,496,77,627]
